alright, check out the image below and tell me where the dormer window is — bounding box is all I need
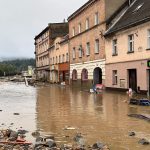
[132,3,144,13]
[129,0,135,5]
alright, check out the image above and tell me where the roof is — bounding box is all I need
[35,22,68,40]
[105,0,150,36]
[68,0,98,21]
[34,26,49,40]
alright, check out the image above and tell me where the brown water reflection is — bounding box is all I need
[36,85,150,150]
[0,82,150,149]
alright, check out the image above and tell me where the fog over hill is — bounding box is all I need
[0,57,34,62]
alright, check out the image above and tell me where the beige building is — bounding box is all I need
[105,0,150,94]
[68,0,126,89]
[34,27,49,81]
[49,35,69,84]
[34,23,69,81]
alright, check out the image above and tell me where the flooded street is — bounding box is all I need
[0,82,150,149]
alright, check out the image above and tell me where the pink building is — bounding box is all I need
[105,0,150,95]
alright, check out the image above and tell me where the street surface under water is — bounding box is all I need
[0,82,150,149]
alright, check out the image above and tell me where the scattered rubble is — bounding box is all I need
[128,131,136,136]
[138,138,150,145]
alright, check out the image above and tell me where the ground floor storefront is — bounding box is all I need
[70,59,105,90]
[59,63,69,85]
[105,59,150,95]
[36,66,50,81]
[50,65,59,83]
[50,63,69,84]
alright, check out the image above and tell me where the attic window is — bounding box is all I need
[129,0,135,5]
[132,3,144,13]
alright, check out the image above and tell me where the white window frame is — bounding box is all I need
[148,29,150,49]
[95,12,99,25]
[86,42,90,56]
[59,55,61,63]
[86,18,89,30]
[72,27,75,36]
[95,39,99,54]
[66,53,69,62]
[78,45,82,58]
[78,23,81,33]
[53,57,55,64]
[56,56,58,64]
[62,54,65,63]
[112,39,117,55]
[112,70,117,85]
[128,34,134,52]
[72,47,76,59]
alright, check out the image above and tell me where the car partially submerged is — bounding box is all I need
[129,98,150,106]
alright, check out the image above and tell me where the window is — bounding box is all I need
[95,12,99,25]
[86,18,89,30]
[50,58,52,64]
[72,47,76,59]
[86,42,90,56]
[56,42,59,50]
[112,70,117,85]
[128,34,134,52]
[78,23,81,33]
[112,39,117,55]
[66,53,69,62]
[62,54,65,63]
[129,0,135,5]
[72,27,75,36]
[78,45,82,58]
[132,3,144,13]
[59,55,61,63]
[148,30,150,49]
[95,39,99,54]
[56,56,58,64]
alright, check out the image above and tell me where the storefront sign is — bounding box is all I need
[147,60,150,67]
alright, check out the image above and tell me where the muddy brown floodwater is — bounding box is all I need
[0,82,150,150]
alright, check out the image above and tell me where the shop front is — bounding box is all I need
[58,63,69,85]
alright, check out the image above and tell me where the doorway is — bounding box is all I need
[128,69,137,92]
[93,67,102,85]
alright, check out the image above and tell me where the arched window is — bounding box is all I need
[72,69,77,80]
[81,68,88,81]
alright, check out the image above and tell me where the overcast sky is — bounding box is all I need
[0,0,87,58]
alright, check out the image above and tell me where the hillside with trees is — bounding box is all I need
[0,58,35,76]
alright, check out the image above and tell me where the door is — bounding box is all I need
[93,67,102,85]
[128,69,137,92]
